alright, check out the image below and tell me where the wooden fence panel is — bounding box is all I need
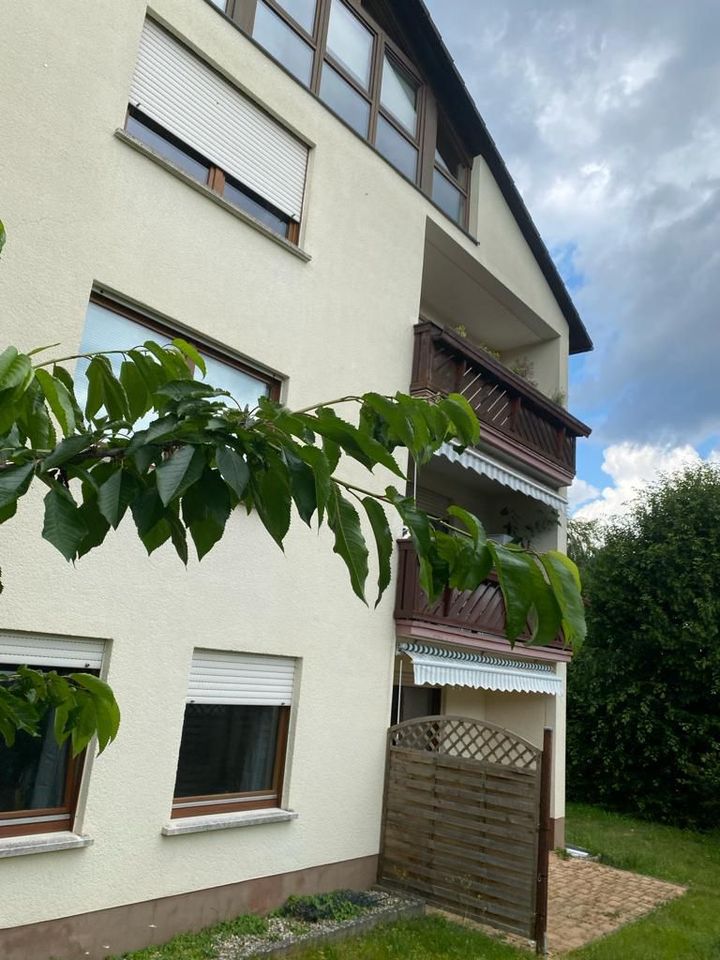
[378,716,551,946]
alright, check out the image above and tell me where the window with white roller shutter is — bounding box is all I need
[172,650,296,817]
[125,18,309,242]
[0,632,107,838]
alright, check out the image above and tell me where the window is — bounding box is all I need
[0,634,104,838]
[325,0,374,89]
[172,650,295,817]
[127,19,307,242]
[227,0,472,228]
[252,1,314,85]
[76,296,280,416]
[432,116,470,226]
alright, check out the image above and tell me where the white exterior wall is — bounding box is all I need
[0,0,575,931]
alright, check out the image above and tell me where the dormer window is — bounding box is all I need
[219,0,472,229]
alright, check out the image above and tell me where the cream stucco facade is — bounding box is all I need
[0,1,589,956]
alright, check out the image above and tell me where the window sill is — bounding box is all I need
[0,831,93,860]
[161,807,298,837]
[114,129,312,263]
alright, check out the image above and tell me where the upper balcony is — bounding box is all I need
[411,321,591,487]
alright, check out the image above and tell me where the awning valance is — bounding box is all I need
[398,642,563,696]
[439,443,567,512]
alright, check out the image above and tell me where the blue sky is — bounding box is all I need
[426,0,720,518]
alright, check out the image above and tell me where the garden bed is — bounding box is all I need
[123,889,424,960]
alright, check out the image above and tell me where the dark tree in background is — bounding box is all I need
[567,464,720,828]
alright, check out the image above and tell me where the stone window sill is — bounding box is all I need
[114,129,311,263]
[162,808,298,837]
[0,831,93,859]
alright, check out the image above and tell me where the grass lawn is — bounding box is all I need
[121,803,720,959]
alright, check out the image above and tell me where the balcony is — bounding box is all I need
[394,540,568,659]
[411,321,591,487]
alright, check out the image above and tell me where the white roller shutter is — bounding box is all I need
[188,650,295,705]
[129,19,308,220]
[0,632,105,670]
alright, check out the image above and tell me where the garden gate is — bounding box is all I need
[378,716,552,953]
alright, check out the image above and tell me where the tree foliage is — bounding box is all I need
[0,219,584,754]
[567,465,720,827]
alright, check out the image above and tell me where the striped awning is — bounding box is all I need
[439,443,567,512]
[398,642,563,695]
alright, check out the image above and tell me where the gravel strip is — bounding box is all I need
[216,891,420,960]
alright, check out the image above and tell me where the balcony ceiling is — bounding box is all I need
[420,219,559,352]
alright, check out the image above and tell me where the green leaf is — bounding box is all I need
[327,484,369,603]
[98,358,129,422]
[97,469,142,528]
[130,487,165,538]
[251,454,291,547]
[154,380,220,402]
[42,433,92,470]
[125,414,178,456]
[216,445,249,500]
[438,393,480,447]
[143,341,191,380]
[298,446,332,524]
[0,461,34,510]
[487,542,535,641]
[127,349,166,394]
[525,560,563,648]
[172,338,206,377]
[155,446,206,506]
[540,551,586,648]
[0,220,5,255]
[34,369,76,437]
[84,356,107,420]
[42,486,89,561]
[182,469,232,560]
[76,498,111,558]
[167,508,189,565]
[0,347,31,394]
[18,381,54,449]
[446,505,487,550]
[119,360,150,423]
[285,450,316,526]
[362,497,393,607]
[68,673,120,753]
[52,365,85,428]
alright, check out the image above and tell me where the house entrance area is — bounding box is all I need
[378,715,552,951]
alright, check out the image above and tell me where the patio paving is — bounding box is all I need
[546,852,686,954]
[429,852,686,955]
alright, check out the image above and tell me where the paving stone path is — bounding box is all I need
[546,852,686,954]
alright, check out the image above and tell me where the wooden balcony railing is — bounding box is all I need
[411,321,591,486]
[394,539,566,650]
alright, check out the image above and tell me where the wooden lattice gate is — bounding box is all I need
[378,716,552,951]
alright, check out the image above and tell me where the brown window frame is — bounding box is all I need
[218,0,470,228]
[170,704,291,818]
[0,666,89,840]
[89,292,283,403]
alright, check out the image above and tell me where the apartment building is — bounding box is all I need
[0,1,592,957]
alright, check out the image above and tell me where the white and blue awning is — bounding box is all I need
[439,443,567,513]
[398,642,563,695]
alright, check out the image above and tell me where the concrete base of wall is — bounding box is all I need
[551,818,565,849]
[0,854,379,960]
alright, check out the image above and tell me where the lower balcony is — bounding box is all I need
[394,539,569,661]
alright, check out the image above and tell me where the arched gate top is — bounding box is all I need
[388,715,541,771]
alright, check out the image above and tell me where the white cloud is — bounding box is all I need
[568,477,600,510]
[573,442,710,521]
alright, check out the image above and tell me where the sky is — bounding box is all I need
[425,0,720,520]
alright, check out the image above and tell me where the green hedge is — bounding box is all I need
[567,465,720,828]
